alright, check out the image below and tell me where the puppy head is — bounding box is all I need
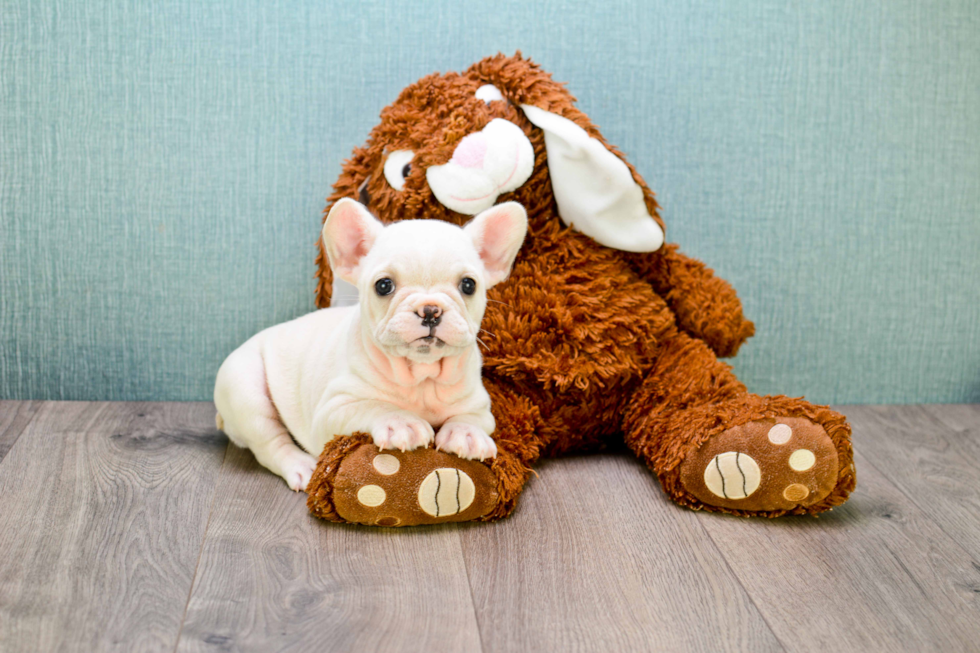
[322,198,527,362]
[316,53,665,309]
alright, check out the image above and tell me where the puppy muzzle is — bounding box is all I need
[377,299,475,355]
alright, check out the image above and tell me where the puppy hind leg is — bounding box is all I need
[242,416,317,492]
[214,346,317,491]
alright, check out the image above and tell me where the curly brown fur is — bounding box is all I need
[622,330,854,516]
[306,433,374,522]
[478,378,546,520]
[308,53,854,522]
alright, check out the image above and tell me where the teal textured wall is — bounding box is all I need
[2,0,979,403]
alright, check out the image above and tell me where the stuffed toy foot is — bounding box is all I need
[627,398,855,517]
[624,330,856,517]
[307,434,501,526]
[677,415,852,514]
[307,380,544,526]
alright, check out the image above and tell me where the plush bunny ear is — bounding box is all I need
[520,105,664,253]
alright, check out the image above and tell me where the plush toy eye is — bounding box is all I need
[374,278,395,296]
[475,84,504,104]
[460,277,477,296]
[383,150,414,191]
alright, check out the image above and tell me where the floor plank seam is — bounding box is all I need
[853,448,980,566]
[0,400,45,466]
[456,525,488,653]
[171,440,231,653]
[696,516,790,653]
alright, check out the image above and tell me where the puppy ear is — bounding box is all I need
[464,202,528,288]
[520,104,664,253]
[322,199,384,285]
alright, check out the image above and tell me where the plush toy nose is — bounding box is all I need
[451,132,488,169]
[419,305,442,327]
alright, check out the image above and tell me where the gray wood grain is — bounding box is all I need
[459,454,784,652]
[698,425,980,652]
[0,402,226,653]
[2,402,979,652]
[845,404,980,561]
[0,400,43,463]
[176,444,483,653]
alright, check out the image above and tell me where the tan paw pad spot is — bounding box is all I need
[783,483,810,502]
[357,484,386,507]
[789,449,816,471]
[372,453,400,475]
[767,423,792,445]
[418,468,475,517]
[703,452,761,500]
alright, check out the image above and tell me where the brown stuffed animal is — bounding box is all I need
[306,53,855,526]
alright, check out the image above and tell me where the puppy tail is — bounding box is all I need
[215,412,225,432]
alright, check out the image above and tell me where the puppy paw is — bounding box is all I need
[372,413,435,452]
[280,450,318,492]
[435,422,497,461]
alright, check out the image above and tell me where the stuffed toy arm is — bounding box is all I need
[508,100,750,356]
[626,244,755,358]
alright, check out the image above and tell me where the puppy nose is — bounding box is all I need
[419,305,442,327]
[451,132,487,169]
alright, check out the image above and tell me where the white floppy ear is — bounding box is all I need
[322,198,384,285]
[520,104,664,253]
[463,202,528,287]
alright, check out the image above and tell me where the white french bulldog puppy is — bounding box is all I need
[213,199,527,491]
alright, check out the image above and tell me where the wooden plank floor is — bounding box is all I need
[1,403,978,652]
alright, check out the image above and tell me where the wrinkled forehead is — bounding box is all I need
[364,220,478,281]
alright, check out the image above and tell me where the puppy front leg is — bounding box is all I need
[312,398,435,454]
[435,411,497,461]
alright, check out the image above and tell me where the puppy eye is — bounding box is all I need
[383,150,414,191]
[460,277,477,296]
[475,84,504,104]
[374,278,395,296]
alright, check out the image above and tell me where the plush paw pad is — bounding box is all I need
[680,417,840,512]
[435,422,497,461]
[371,414,434,452]
[703,452,761,500]
[329,444,499,526]
[417,468,476,517]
